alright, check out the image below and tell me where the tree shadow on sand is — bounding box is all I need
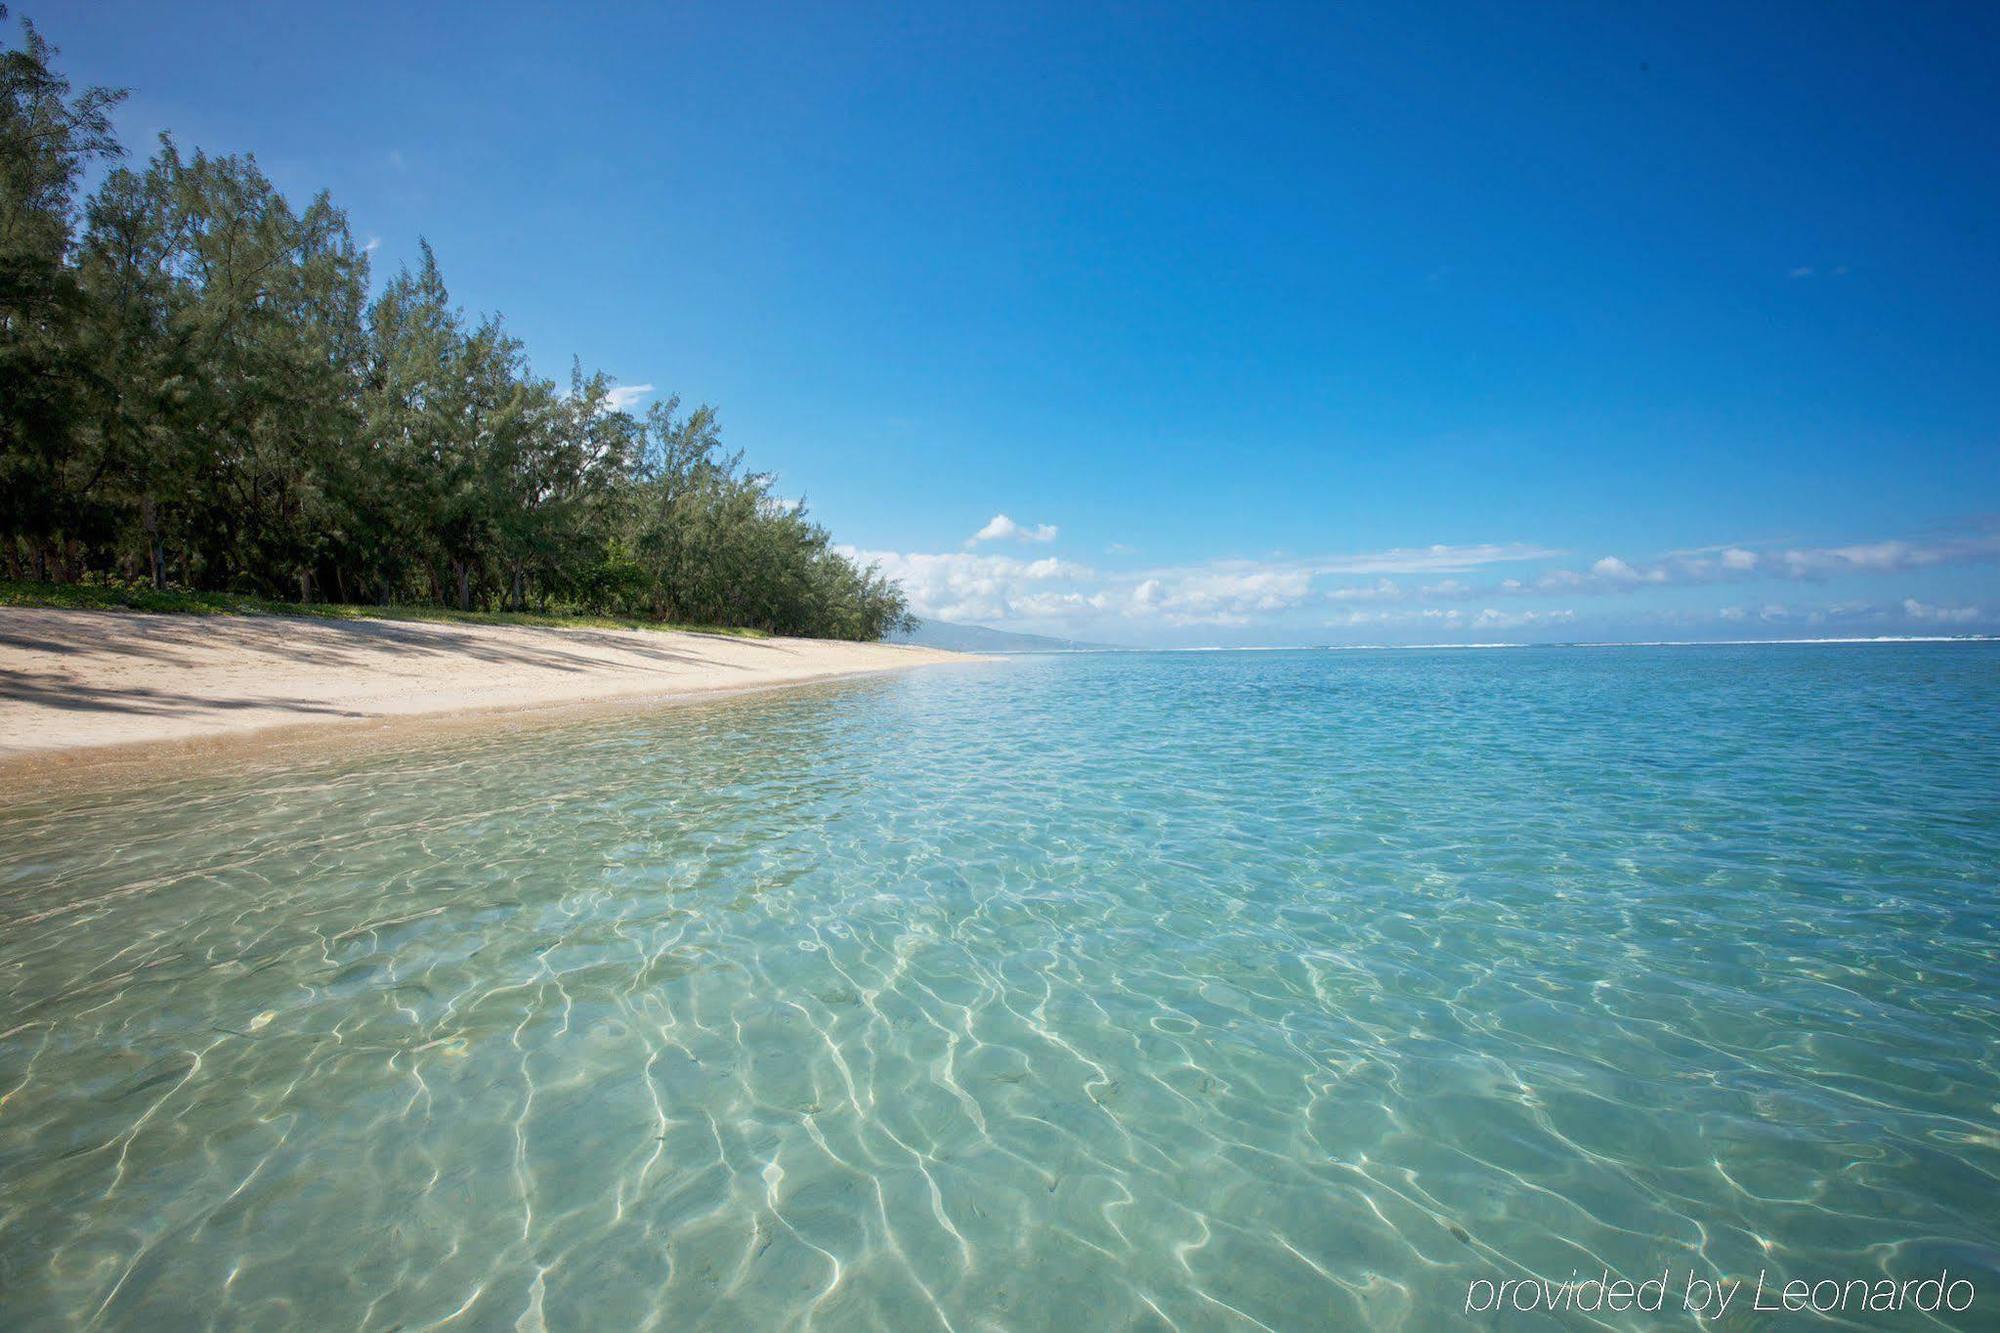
[0,669,370,720]
[0,611,788,679]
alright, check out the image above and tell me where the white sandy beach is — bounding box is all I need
[0,608,967,760]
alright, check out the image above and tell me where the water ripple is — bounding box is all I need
[1,646,1997,1329]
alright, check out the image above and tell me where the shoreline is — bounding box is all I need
[0,607,975,772]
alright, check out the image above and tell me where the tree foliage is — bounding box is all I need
[0,11,912,639]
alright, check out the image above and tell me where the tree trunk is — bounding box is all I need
[143,493,165,589]
[455,561,471,611]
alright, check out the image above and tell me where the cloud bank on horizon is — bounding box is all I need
[846,520,2000,645]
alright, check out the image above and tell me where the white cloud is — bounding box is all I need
[968,513,1059,546]
[1131,567,1315,625]
[1463,531,2000,599]
[848,524,2000,640]
[362,235,381,254]
[1328,608,1469,629]
[1012,590,1112,619]
[1470,556,1675,596]
[1327,579,1407,602]
[1777,536,2000,578]
[1121,543,1556,620]
[1324,606,1575,633]
[1311,542,1561,575]
[1474,608,1575,629]
[1703,598,1986,630]
[604,383,654,413]
[1902,597,1982,625]
[842,548,1094,624]
[849,537,1566,632]
[1587,556,1669,585]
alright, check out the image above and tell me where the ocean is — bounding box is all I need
[2,644,1996,1328]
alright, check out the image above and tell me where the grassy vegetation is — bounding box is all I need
[0,579,771,638]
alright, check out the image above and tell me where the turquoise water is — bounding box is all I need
[2,645,1997,1329]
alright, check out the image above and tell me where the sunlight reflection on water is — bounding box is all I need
[2,645,1997,1328]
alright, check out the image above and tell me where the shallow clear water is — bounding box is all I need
[2,646,1998,1330]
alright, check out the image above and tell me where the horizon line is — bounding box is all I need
[995,634,2000,654]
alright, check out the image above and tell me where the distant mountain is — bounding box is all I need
[889,619,1129,653]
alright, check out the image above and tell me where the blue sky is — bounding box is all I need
[36,1,2000,644]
